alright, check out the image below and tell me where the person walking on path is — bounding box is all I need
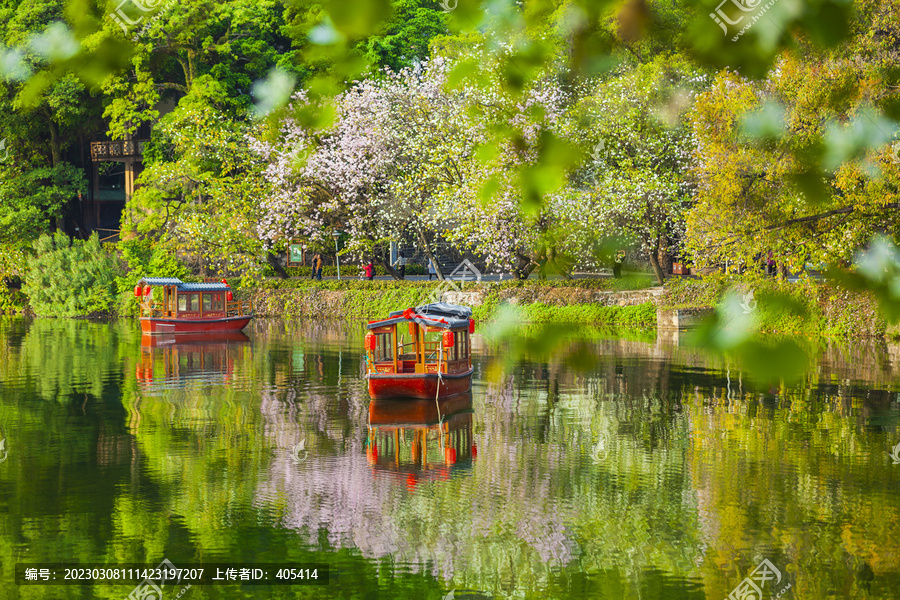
[314,254,323,280]
[310,254,319,279]
[364,260,375,280]
[393,251,407,280]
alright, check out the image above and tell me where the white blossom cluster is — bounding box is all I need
[251,56,703,270]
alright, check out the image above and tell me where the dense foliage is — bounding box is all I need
[0,0,897,299]
[22,232,122,316]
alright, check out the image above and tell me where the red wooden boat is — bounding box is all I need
[135,277,252,335]
[364,302,474,400]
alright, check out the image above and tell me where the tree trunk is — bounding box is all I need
[49,121,61,167]
[514,252,537,280]
[648,235,665,285]
[267,251,289,279]
[377,257,403,280]
[417,226,444,281]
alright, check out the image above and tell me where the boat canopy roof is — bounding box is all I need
[138,277,230,292]
[368,302,472,330]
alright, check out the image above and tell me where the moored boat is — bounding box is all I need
[135,277,252,335]
[364,302,474,400]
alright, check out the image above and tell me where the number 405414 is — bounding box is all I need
[276,568,318,580]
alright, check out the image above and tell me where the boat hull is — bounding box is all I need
[140,315,251,335]
[367,368,473,400]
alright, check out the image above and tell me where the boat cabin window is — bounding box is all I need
[203,294,212,311]
[178,293,200,312]
[452,330,469,361]
[374,331,393,362]
[213,293,224,310]
[165,288,176,313]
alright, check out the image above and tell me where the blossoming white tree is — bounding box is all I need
[255,54,700,281]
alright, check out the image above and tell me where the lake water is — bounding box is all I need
[0,318,899,599]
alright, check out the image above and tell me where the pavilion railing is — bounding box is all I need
[90,139,149,161]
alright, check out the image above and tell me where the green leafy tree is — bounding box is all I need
[22,231,122,316]
[362,0,448,72]
[120,78,270,280]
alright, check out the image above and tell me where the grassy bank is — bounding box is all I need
[660,275,885,337]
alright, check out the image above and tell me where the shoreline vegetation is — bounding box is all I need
[0,272,890,338]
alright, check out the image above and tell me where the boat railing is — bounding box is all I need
[141,300,169,318]
[226,299,253,317]
[423,340,440,361]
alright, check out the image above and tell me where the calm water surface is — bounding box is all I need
[0,318,899,599]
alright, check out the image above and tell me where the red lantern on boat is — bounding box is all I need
[471,444,477,458]
[365,333,377,351]
[469,318,475,334]
[221,279,228,285]
[143,285,151,296]
[226,290,233,301]
[134,285,142,298]
[408,322,416,336]
[442,331,454,348]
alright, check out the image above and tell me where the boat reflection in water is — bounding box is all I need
[366,392,476,488]
[135,332,250,390]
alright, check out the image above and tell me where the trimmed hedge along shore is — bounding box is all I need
[248,279,659,326]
